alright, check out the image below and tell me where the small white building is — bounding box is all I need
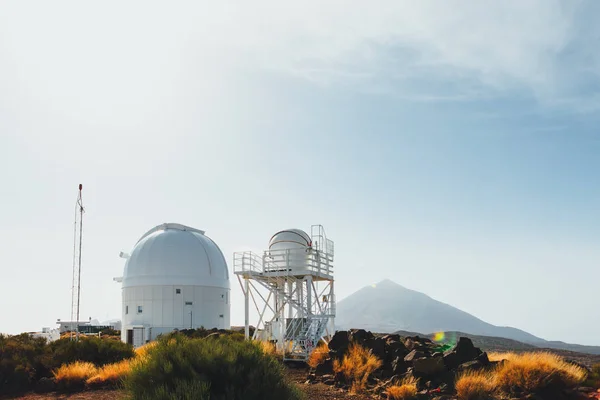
[116,223,230,347]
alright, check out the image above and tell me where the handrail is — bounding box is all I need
[234,248,334,277]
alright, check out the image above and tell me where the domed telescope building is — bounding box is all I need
[234,225,335,362]
[114,223,230,347]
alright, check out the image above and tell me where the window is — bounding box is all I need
[176,288,181,294]
[185,301,193,305]
[219,314,224,318]
[125,306,128,315]
[137,305,143,314]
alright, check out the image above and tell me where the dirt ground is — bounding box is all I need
[3,366,367,400]
[3,391,122,400]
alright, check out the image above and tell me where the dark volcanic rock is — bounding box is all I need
[405,349,427,362]
[315,358,334,375]
[382,334,401,343]
[443,337,481,368]
[477,351,490,365]
[392,356,410,375]
[365,337,387,359]
[349,328,373,344]
[328,330,350,359]
[35,377,56,393]
[328,330,350,351]
[311,329,488,397]
[413,355,446,376]
[443,350,460,370]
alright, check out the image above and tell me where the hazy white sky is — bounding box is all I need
[1,1,599,345]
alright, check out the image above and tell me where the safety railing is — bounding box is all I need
[233,251,263,274]
[263,248,334,277]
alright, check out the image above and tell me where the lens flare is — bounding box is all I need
[433,332,445,342]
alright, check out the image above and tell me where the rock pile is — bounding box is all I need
[309,329,496,394]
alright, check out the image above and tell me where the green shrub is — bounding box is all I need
[0,334,52,393]
[164,327,245,341]
[0,333,134,394]
[124,334,303,400]
[584,363,600,388]
[48,336,134,369]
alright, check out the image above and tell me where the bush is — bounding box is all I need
[49,336,134,369]
[333,343,382,393]
[259,340,278,356]
[124,334,303,400]
[584,363,600,388]
[0,334,52,393]
[455,370,495,400]
[53,361,97,390]
[0,333,134,394]
[307,342,329,369]
[386,376,418,399]
[494,352,586,395]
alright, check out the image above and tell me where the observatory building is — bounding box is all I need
[115,223,230,347]
[234,225,335,361]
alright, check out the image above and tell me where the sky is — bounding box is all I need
[1,1,599,345]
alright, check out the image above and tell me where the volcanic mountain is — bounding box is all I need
[336,279,600,355]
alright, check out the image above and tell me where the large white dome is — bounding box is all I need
[122,223,229,289]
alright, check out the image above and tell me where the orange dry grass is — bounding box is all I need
[308,342,329,369]
[386,376,418,399]
[333,343,382,393]
[53,361,98,386]
[493,352,587,394]
[86,359,132,386]
[134,341,157,359]
[259,340,278,356]
[455,370,495,400]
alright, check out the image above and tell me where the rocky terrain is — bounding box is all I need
[309,329,497,396]
[307,329,600,399]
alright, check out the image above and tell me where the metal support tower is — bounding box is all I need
[234,225,336,361]
[70,184,84,340]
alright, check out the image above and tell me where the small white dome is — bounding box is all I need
[122,223,229,289]
[269,229,312,250]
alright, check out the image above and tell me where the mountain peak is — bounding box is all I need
[372,279,406,289]
[336,281,544,344]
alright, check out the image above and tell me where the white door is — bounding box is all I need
[133,327,145,348]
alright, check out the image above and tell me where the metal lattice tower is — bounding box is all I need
[234,225,335,361]
[70,184,84,340]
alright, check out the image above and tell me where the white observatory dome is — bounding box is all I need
[119,223,230,346]
[267,229,312,272]
[123,223,229,289]
[268,229,312,251]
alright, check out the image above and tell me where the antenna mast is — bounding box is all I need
[70,184,84,340]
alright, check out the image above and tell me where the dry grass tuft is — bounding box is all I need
[386,376,418,399]
[333,343,382,393]
[86,359,132,386]
[493,352,587,395]
[259,340,278,356]
[134,341,158,359]
[308,342,330,369]
[455,370,496,400]
[53,361,98,388]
